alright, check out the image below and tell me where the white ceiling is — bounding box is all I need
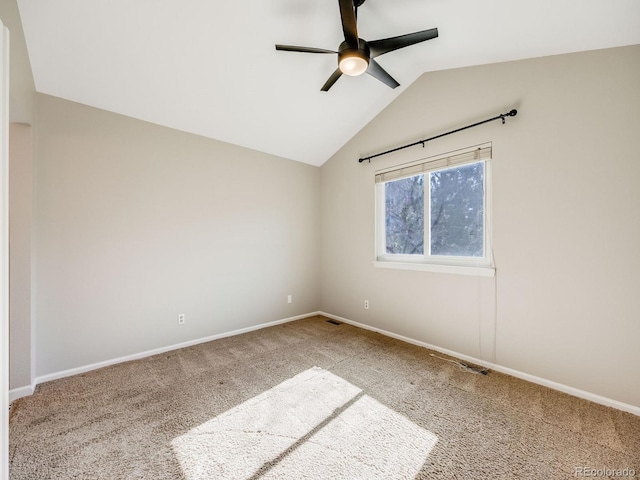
[16,0,640,166]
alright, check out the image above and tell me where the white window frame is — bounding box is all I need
[374,144,495,277]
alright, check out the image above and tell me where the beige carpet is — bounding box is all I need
[9,316,640,479]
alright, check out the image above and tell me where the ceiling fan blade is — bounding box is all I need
[366,58,400,89]
[338,0,359,48]
[368,28,438,58]
[275,45,337,54]
[321,68,343,91]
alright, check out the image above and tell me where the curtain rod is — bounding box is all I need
[358,109,518,163]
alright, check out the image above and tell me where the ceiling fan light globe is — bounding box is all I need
[339,54,369,76]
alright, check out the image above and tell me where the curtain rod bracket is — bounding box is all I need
[358,108,518,163]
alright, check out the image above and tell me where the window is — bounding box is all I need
[375,144,494,276]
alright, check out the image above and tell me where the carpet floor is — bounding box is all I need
[9,315,640,479]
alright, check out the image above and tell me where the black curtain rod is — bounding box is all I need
[359,109,518,163]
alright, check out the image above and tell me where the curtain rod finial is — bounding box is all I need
[501,109,517,124]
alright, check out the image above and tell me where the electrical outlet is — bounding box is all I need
[178,314,185,325]
[364,300,369,310]
[287,294,292,304]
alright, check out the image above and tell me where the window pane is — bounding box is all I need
[430,162,484,257]
[385,174,424,254]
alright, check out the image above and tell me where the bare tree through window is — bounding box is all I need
[383,161,484,258]
[385,175,424,254]
[430,162,484,257]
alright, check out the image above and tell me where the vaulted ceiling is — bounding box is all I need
[16,0,640,166]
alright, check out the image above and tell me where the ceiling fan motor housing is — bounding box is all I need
[338,40,370,76]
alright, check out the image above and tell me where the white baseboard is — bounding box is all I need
[319,311,640,417]
[34,312,321,387]
[19,310,640,417]
[9,384,34,403]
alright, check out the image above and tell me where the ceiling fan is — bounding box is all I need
[275,0,438,91]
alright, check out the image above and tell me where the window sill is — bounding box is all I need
[373,261,495,277]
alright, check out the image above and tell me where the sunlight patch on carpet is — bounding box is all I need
[171,367,438,479]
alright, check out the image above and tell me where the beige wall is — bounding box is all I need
[9,123,31,390]
[320,45,640,408]
[1,0,36,396]
[35,94,320,376]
